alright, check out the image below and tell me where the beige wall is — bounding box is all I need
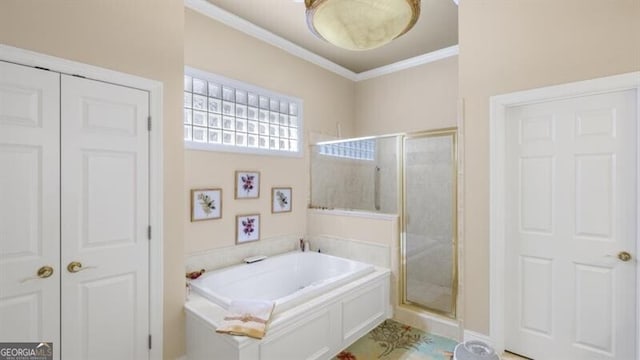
[0,1,185,358]
[459,0,640,334]
[184,9,356,254]
[354,56,458,136]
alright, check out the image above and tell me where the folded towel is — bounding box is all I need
[216,299,275,339]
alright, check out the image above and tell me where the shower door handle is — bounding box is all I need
[374,166,381,211]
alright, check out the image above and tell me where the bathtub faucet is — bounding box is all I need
[299,239,310,252]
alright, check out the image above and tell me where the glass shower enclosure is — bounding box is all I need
[401,129,457,317]
[309,128,458,318]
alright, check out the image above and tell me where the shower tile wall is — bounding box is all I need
[311,155,376,210]
[310,137,398,213]
[376,137,398,214]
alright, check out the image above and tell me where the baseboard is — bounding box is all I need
[463,330,493,347]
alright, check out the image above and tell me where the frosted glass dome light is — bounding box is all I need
[304,0,421,51]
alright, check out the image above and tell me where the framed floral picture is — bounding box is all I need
[236,214,260,244]
[235,171,260,199]
[271,187,292,213]
[191,188,222,221]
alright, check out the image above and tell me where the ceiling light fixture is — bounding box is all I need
[304,0,421,51]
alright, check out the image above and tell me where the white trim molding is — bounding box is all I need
[184,0,458,82]
[0,43,165,360]
[355,45,459,81]
[307,208,399,221]
[637,85,640,360]
[455,98,466,343]
[489,71,640,355]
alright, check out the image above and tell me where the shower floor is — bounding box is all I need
[406,278,453,313]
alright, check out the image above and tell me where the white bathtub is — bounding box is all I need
[185,250,391,360]
[189,251,376,314]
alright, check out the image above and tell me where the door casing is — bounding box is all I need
[0,43,165,360]
[489,71,640,356]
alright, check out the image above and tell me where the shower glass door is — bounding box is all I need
[401,129,457,317]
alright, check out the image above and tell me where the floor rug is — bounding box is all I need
[334,319,458,360]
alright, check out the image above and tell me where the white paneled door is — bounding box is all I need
[61,75,149,360]
[0,61,150,360]
[504,90,637,359]
[0,62,61,358]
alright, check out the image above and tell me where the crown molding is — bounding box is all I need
[184,0,458,82]
[354,45,459,81]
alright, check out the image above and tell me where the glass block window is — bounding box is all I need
[316,139,376,161]
[184,67,302,156]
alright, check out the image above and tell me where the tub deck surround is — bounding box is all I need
[185,253,392,360]
[185,268,390,339]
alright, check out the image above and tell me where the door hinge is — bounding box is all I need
[147,226,151,240]
[147,116,152,131]
[148,334,152,350]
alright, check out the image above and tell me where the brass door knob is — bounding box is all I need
[618,251,632,262]
[67,261,83,273]
[67,261,96,273]
[37,266,54,279]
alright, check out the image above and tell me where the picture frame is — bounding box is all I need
[235,171,260,199]
[191,188,222,221]
[236,214,260,244]
[271,187,292,213]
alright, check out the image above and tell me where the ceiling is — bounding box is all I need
[205,0,459,74]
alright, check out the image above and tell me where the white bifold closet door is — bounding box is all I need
[60,75,149,360]
[0,62,61,356]
[0,61,150,360]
